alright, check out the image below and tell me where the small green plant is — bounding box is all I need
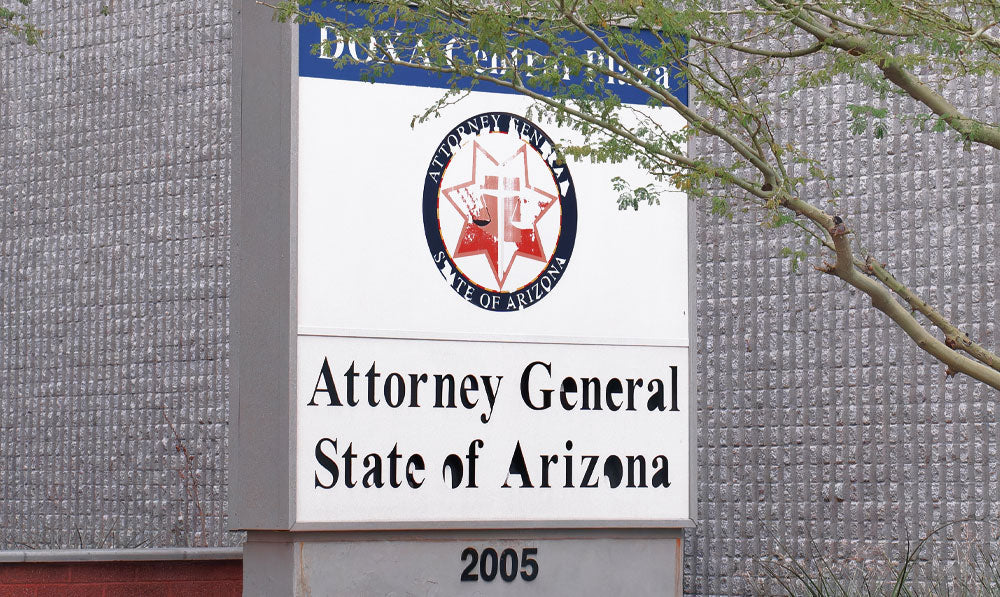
[1,0,42,45]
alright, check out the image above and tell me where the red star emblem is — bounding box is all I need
[440,140,558,290]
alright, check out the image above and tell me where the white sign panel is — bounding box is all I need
[296,336,689,523]
[295,31,690,526]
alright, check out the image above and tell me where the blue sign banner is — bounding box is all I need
[298,4,688,107]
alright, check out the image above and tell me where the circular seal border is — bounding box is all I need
[423,112,577,312]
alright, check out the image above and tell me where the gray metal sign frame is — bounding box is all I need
[230,0,697,533]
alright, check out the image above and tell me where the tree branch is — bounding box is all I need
[777,194,1000,386]
[766,0,1000,151]
[688,34,828,58]
[857,257,1000,372]
[825,226,1000,390]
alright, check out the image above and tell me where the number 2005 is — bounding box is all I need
[460,547,539,582]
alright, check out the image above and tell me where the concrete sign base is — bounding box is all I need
[243,529,683,596]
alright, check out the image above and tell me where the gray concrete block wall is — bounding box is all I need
[686,51,1000,594]
[2,1,999,594]
[1,1,235,548]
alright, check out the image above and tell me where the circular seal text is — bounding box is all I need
[423,112,577,311]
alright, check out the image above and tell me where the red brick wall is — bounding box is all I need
[0,560,242,597]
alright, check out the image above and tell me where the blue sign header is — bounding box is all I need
[298,5,688,107]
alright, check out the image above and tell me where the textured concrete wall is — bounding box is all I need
[686,48,1000,595]
[0,2,234,549]
[2,1,999,594]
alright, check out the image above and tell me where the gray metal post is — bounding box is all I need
[231,0,297,531]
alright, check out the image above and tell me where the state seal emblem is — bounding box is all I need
[423,112,577,312]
